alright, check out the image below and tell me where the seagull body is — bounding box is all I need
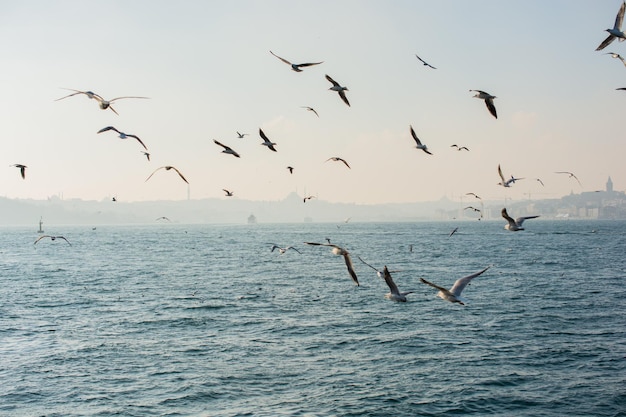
[11,164,27,179]
[259,129,277,152]
[287,166,294,174]
[415,54,436,69]
[605,52,626,67]
[555,171,581,186]
[223,189,234,197]
[97,126,148,150]
[501,208,539,231]
[302,106,319,117]
[410,125,432,154]
[325,157,351,169]
[325,74,350,107]
[270,50,323,72]
[420,266,490,305]
[145,166,189,184]
[470,90,497,119]
[214,140,241,158]
[270,244,302,254]
[236,131,248,138]
[596,1,626,51]
[55,88,148,115]
[381,266,413,302]
[305,242,359,286]
[34,235,71,246]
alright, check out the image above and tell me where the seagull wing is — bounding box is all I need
[270,50,292,66]
[515,215,539,226]
[614,1,625,30]
[325,74,340,87]
[338,90,350,107]
[342,252,359,286]
[419,278,450,294]
[126,134,148,151]
[596,34,616,51]
[259,128,270,143]
[449,266,490,297]
[296,61,323,68]
[97,126,118,134]
[410,125,423,146]
[169,166,189,184]
[108,96,150,102]
[498,164,507,183]
[485,98,498,119]
[145,166,165,182]
[34,235,51,245]
[382,266,400,295]
[338,158,351,169]
[501,208,516,227]
[56,236,72,245]
[286,246,302,254]
[356,255,380,273]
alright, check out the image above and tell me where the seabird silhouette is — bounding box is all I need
[596,1,626,51]
[97,126,148,150]
[34,235,71,246]
[145,166,189,184]
[325,157,351,169]
[259,128,277,152]
[470,90,497,119]
[325,74,350,107]
[214,140,241,158]
[269,50,323,72]
[10,164,27,179]
[410,125,432,154]
[415,54,436,69]
[55,88,148,115]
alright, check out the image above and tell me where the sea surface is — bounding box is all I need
[1,220,625,416]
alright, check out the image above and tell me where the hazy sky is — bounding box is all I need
[1,1,624,205]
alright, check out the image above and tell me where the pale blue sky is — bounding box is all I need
[1,1,624,204]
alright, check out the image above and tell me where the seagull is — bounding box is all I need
[380,266,414,302]
[595,1,626,51]
[270,244,302,254]
[464,206,483,218]
[501,208,539,231]
[325,74,350,107]
[356,256,403,279]
[223,189,234,197]
[269,50,323,72]
[325,157,351,169]
[449,227,459,237]
[34,235,71,246]
[10,164,27,179]
[287,166,294,174]
[259,128,277,152]
[141,151,150,161]
[302,106,319,117]
[535,178,545,186]
[618,87,626,90]
[415,54,436,69]
[420,266,490,305]
[97,126,148,151]
[156,216,171,222]
[470,90,497,119]
[304,242,359,286]
[555,171,581,186]
[450,144,469,151]
[145,166,189,184]
[498,164,523,187]
[111,196,117,202]
[410,125,432,154]
[465,192,482,200]
[303,195,316,203]
[236,131,248,138]
[55,88,149,115]
[605,51,626,67]
[214,139,241,158]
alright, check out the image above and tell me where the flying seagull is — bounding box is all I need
[419,266,491,305]
[380,266,414,302]
[145,166,189,184]
[497,164,523,187]
[259,128,277,152]
[605,51,626,67]
[236,131,248,138]
[449,227,459,237]
[269,50,323,72]
[303,195,316,203]
[55,88,148,115]
[156,216,171,222]
[595,1,626,51]
[555,171,581,186]
[223,189,234,197]
[450,144,469,151]
[34,235,71,246]
[302,106,319,117]
[141,151,150,161]
[501,208,539,231]
[97,126,148,151]
[325,157,351,169]
[304,242,359,286]
[470,90,497,119]
[464,206,483,218]
[287,166,294,174]
[415,54,436,69]
[410,125,432,154]
[10,164,27,179]
[325,74,350,107]
[270,244,302,254]
[214,139,241,158]
[465,192,482,200]
[535,178,545,186]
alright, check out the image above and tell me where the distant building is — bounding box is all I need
[607,176,613,193]
[247,213,257,224]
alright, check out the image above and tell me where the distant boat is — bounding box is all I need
[37,217,44,234]
[247,214,257,224]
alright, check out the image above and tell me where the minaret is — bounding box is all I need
[606,176,613,193]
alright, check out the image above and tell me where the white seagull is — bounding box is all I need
[410,125,432,154]
[269,50,323,72]
[145,166,189,184]
[302,106,319,117]
[498,164,524,187]
[420,266,490,305]
[501,208,539,231]
[97,126,148,151]
[55,88,148,115]
[270,244,302,254]
[596,1,626,51]
[214,140,241,158]
[325,74,350,107]
[381,266,413,302]
[325,157,351,169]
[605,51,626,67]
[259,128,277,152]
[555,171,581,186]
[470,90,497,119]
[305,242,359,286]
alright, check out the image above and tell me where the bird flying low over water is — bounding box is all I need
[97,126,148,151]
[34,235,71,245]
[415,54,436,69]
[325,157,351,169]
[55,88,149,115]
[223,189,234,197]
[259,128,277,152]
[269,50,323,72]
[145,166,189,184]
[596,1,626,51]
[470,90,497,119]
[214,140,241,158]
[449,227,459,237]
[11,164,27,179]
[605,51,626,67]
[381,266,413,302]
[302,106,319,117]
[420,266,491,305]
[501,208,539,231]
[305,242,359,286]
[325,74,350,107]
[555,171,581,186]
[410,125,432,154]
[156,216,171,222]
[270,244,302,254]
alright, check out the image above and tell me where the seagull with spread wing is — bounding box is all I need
[97,126,148,151]
[596,1,626,51]
[55,88,148,115]
[145,166,189,184]
[269,50,323,72]
[470,90,497,119]
[501,208,539,231]
[410,125,432,155]
[259,128,277,152]
[305,242,359,286]
[214,140,241,158]
[415,54,436,69]
[325,74,350,107]
[420,266,491,305]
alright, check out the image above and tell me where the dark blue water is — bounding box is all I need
[1,220,625,416]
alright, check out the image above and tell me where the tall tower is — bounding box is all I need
[606,176,613,193]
